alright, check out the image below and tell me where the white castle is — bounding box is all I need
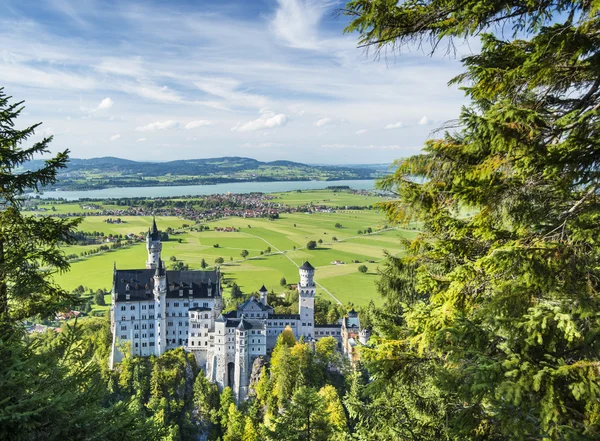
[109,219,367,401]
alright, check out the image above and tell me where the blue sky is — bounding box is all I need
[1,0,473,164]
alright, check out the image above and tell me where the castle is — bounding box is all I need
[110,219,368,401]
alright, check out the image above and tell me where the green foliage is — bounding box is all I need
[94,289,106,306]
[231,283,243,300]
[270,386,330,441]
[0,88,81,325]
[357,265,367,273]
[280,277,287,287]
[1,321,156,441]
[306,240,317,250]
[240,249,249,259]
[344,1,600,439]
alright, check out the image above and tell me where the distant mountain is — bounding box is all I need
[21,156,386,191]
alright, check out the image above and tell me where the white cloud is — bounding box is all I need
[136,120,180,132]
[322,143,408,150]
[185,120,214,129]
[136,138,146,143]
[109,134,121,141]
[385,121,404,129]
[419,116,430,125]
[241,142,285,148]
[194,78,268,110]
[355,129,367,135]
[231,111,288,132]
[271,0,333,49]
[96,97,114,111]
[96,57,145,77]
[315,117,332,127]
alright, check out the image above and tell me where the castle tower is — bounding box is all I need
[214,314,228,390]
[146,217,162,269]
[298,261,316,339]
[153,259,167,356]
[234,317,250,402]
[259,284,268,305]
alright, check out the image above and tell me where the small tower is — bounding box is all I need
[153,259,167,356]
[146,217,162,269]
[234,316,251,402]
[298,261,316,339]
[258,284,268,305]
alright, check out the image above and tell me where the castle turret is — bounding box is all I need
[259,284,268,305]
[146,217,162,269]
[234,316,251,402]
[298,261,315,339]
[154,259,167,356]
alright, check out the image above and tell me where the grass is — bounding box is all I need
[269,189,388,208]
[49,191,415,306]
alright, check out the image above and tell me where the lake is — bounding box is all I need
[33,179,377,201]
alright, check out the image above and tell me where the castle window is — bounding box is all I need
[174,302,179,307]
[149,304,154,310]
[120,306,126,311]
[142,342,147,347]
[203,302,208,308]
[135,343,138,348]
[120,325,127,331]
[150,333,154,338]
[130,315,135,321]
[150,342,155,346]
[120,335,126,340]
[134,333,139,338]
[130,305,135,310]
[149,315,154,320]
[205,314,208,319]
[142,315,146,320]
[142,324,147,330]
[142,305,147,310]
[134,324,139,330]
[179,312,183,317]
[167,303,170,307]
[142,333,146,338]
[184,302,189,307]
[179,290,183,297]
[194,303,198,307]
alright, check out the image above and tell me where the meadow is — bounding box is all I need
[51,190,417,306]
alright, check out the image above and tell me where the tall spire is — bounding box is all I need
[149,216,160,241]
[154,259,165,277]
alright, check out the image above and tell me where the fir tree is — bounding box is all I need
[344,1,600,439]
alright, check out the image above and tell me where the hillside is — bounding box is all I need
[21,156,385,190]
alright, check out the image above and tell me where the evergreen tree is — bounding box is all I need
[344,1,600,439]
[318,385,347,437]
[219,387,235,429]
[223,403,244,441]
[242,416,259,441]
[270,386,329,441]
[0,88,80,327]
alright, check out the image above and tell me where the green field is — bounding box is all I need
[269,190,390,208]
[53,205,417,306]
